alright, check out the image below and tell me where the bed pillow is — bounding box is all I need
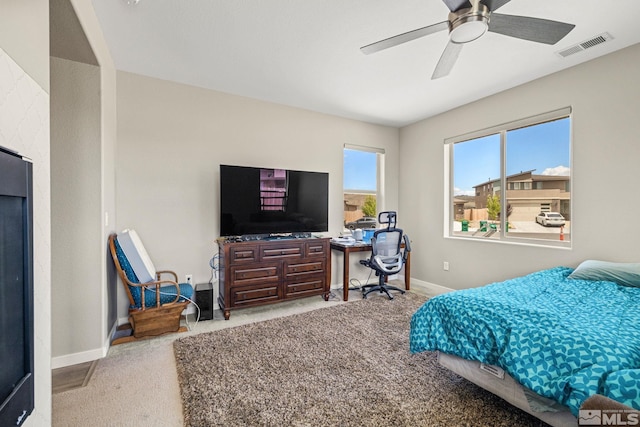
[568,260,640,288]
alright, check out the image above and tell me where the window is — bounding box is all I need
[343,144,384,229]
[509,182,533,190]
[448,108,571,246]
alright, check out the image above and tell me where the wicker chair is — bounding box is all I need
[108,231,193,345]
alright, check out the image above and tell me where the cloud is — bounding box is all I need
[541,165,570,176]
[454,187,476,196]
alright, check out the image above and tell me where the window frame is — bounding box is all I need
[445,107,572,248]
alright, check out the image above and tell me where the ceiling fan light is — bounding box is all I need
[450,19,488,43]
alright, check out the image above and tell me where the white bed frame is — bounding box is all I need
[438,352,578,427]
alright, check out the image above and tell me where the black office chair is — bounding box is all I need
[360,211,411,300]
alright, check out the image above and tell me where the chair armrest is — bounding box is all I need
[156,270,178,282]
[134,279,181,308]
[402,234,411,263]
[359,259,371,268]
[403,234,411,252]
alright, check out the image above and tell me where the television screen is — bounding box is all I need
[220,165,329,237]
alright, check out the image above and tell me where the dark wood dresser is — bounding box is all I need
[217,237,331,320]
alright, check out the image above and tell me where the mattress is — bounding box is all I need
[410,267,640,416]
[438,352,577,427]
[117,229,157,283]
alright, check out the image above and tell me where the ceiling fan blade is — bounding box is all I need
[442,0,472,12]
[480,0,511,12]
[361,21,449,55]
[432,41,464,79]
[488,13,575,45]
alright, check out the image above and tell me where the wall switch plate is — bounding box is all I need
[185,274,193,285]
[443,261,449,271]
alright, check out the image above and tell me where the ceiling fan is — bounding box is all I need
[360,0,575,79]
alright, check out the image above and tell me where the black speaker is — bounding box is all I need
[195,283,214,321]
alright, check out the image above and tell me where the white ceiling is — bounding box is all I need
[91,0,640,127]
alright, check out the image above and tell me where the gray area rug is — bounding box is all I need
[173,293,549,426]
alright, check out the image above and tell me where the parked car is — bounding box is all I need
[345,217,377,230]
[535,212,566,227]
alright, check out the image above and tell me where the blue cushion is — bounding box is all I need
[114,237,139,283]
[114,237,193,308]
[139,283,194,308]
[568,260,640,288]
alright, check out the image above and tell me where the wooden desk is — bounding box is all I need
[330,241,410,301]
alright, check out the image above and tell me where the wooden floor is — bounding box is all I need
[52,360,98,394]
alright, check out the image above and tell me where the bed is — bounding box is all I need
[409,262,640,427]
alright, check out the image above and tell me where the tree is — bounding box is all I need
[487,194,500,221]
[362,195,377,217]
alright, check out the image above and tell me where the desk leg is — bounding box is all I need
[404,251,411,290]
[343,250,350,302]
[324,248,331,301]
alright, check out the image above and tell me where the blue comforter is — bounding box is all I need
[409,267,640,415]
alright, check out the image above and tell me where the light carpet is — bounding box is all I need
[173,292,549,426]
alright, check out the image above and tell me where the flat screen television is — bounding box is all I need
[220,164,329,237]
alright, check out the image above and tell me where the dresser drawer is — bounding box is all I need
[285,259,325,278]
[285,277,325,297]
[229,245,259,264]
[260,242,303,260]
[230,264,280,287]
[305,240,328,258]
[231,284,280,306]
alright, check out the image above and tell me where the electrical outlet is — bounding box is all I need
[443,262,449,271]
[185,274,193,285]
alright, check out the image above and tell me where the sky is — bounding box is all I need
[453,118,571,196]
[344,149,377,191]
[343,117,570,195]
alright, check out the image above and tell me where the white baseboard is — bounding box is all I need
[52,321,116,369]
[332,277,454,299]
[409,278,455,298]
[52,346,107,369]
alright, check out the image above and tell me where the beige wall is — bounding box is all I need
[0,1,51,425]
[115,72,400,318]
[50,57,102,357]
[50,0,118,370]
[0,0,49,91]
[400,43,640,291]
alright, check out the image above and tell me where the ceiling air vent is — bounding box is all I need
[556,32,614,58]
